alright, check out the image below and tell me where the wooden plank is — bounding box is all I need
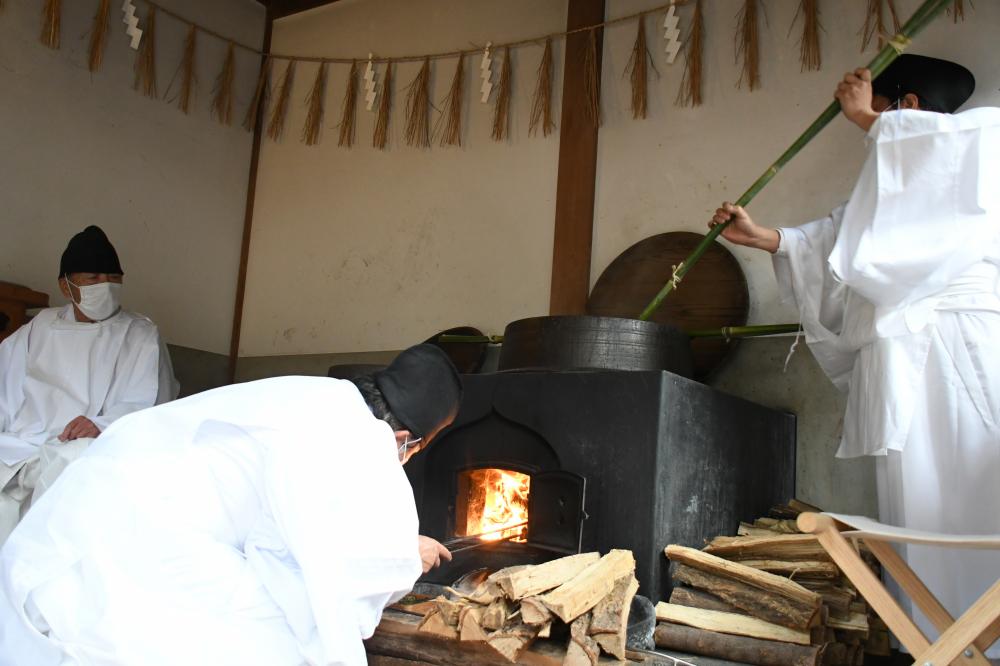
[539,549,635,623]
[549,0,605,315]
[495,552,600,600]
[653,622,825,666]
[655,603,812,646]
[736,559,840,580]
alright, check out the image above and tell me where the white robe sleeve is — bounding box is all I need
[261,416,422,665]
[0,324,30,433]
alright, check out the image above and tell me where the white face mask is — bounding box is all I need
[66,280,122,322]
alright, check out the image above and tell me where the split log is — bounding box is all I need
[754,517,802,533]
[822,642,848,665]
[655,603,812,645]
[417,609,460,640]
[672,565,812,629]
[486,620,539,663]
[737,559,840,580]
[654,622,825,666]
[704,534,832,561]
[481,598,511,631]
[540,550,635,623]
[826,611,868,637]
[590,575,638,660]
[796,582,854,614]
[669,586,742,614]
[495,552,600,600]
[864,629,891,656]
[564,612,600,666]
[434,596,466,626]
[521,597,554,626]
[459,606,488,642]
[739,524,782,538]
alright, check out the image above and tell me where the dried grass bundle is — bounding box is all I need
[736,0,761,90]
[165,25,198,114]
[792,0,821,72]
[677,0,705,107]
[950,0,968,22]
[87,0,111,72]
[404,58,431,148]
[267,60,297,141]
[134,6,158,98]
[211,43,236,126]
[626,14,656,120]
[529,38,555,137]
[243,56,272,132]
[373,60,393,149]
[862,0,902,51]
[491,47,512,142]
[582,29,601,127]
[40,0,61,49]
[436,54,465,147]
[336,61,357,147]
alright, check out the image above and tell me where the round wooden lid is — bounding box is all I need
[587,232,749,379]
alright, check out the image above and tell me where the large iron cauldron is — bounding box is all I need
[497,315,693,377]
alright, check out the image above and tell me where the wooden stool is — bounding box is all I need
[798,512,1000,666]
[0,281,49,342]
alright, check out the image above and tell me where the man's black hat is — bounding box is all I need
[873,54,974,114]
[375,344,463,439]
[59,225,124,278]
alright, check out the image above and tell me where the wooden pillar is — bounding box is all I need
[549,0,605,315]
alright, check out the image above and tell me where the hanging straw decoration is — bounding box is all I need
[792,0,822,71]
[87,0,111,72]
[133,6,158,98]
[529,38,555,137]
[949,0,967,22]
[165,25,197,114]
[491,47,512,142]
[267,59,297,141]
[437,54,465,147]
[862,0,902,51]
[626,14,657,120]
[404,57,431,148]
[336,61,357,147]
[243,56,272,132]
[582,29,601,127]
[211,43,237,126]
[736,0,762,90]
[40,0,61,49]
[373,60,393,149]
[677,0,705,107]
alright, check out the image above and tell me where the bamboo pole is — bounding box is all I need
[437,324,802,344]
[637,0,953,322]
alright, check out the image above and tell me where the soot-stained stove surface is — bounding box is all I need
[404,369,796,602]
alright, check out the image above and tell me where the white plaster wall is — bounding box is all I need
[0,0,265,354]
[240,0,566,356]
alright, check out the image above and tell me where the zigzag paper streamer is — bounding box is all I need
[480,42,493,103]
[663,5,682,64]
[121,0,143,50]
[364,53,377,111]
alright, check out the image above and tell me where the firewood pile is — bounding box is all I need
[656,500,890,666]
[415,549,639,664]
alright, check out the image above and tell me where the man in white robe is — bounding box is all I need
[710,55,1000,656]
[0,343,461,666]
[0,226,177,542]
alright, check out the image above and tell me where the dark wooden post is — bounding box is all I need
[549,0,605,315]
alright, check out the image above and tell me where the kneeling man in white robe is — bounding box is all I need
[0,343,461,666]
[710,55,1000,656]
[0,225,177,542]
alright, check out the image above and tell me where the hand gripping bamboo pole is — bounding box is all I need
[638,0,953,322]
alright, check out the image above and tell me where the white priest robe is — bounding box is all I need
[0,376,423,666]
[0,305,178,542]
[773,108,1000,654]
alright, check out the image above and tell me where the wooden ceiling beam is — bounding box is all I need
[267,0,342,20]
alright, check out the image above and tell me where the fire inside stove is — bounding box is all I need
[455,468,530,542]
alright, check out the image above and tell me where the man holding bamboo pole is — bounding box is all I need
[709,54,1000,657]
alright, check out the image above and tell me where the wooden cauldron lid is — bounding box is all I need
[587,232,749,379]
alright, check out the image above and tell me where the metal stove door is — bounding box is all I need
[527,470,586,554]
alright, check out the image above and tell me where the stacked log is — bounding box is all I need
[416,550,639,664]
[655,501,890,666]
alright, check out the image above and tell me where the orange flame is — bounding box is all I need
[462,469,530,542]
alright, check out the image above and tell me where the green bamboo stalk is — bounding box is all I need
[437,334,505,344]
[638,0,953,322]
[687,323,802,339]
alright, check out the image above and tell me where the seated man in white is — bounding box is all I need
[0,225,177,542]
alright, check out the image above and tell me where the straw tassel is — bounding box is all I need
[437,54,465,147]
[40,0,60,49]
[491,47,512,142]
[211,43,236,126]
[404,58,431,148]
[736,0,762,90]
[582,29,601,127]
[336,61,357,147]
[373,60,393,149]
[677,0,704,107]
[133,6,157,98]
[862,0,902,51]
[87,0,111,72]
[165,25,198,114]
[529,38,555,137]
[792,0,821,71]
[949,0,968,22]
[625,14,657,120]
[267,60,297,141]
[243,56,272,132]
